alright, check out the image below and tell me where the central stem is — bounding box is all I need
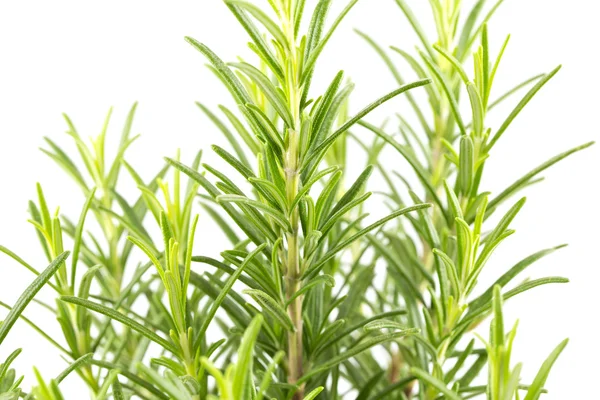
[285,128,303,398]
[280,2,304,397]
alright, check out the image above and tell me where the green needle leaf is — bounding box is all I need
[523,339,569,400]
[60,296,179,354]
[488,65,562,149]
[243,289,295,331]
[0,251,70,346]
[410,367,462,400]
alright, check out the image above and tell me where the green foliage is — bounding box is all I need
[0,0,589,399]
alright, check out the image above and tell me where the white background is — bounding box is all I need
[0,1,598,398]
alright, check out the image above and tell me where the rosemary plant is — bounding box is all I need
[352,0,593,398]
[0,0,591,399]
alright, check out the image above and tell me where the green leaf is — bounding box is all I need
[59,296,179,354]
[359,121,448,221]
[224,3,284,81]
[0,251,70,346]
[70,187,96,292]
[0,349,21,383]
[487,65,561,149]
[503,277,569,301]
[136,363,193,400]
[198,244,267,340]
[55,353,93,384]
[395,0,435,59]
[112,377,125,400]
[217,195,292,232]
[185,38,251,104]
[290,166,339,213]
[302,79,432,171]
[90,359,168,400]
[285,275,335,307]
[459,135,475,195]
[256,353,284,400]
[226,0,287,46]
[487,142,594,214]
[470,244,567,310]
[433,44,469,83]
[314,310,407,355]
[299,329,419,384]
[326,165,372,220]
[466,83,485,136]
[456,0,486,58]
[219,105,260,155]
[410,367,462,400]
[488,74,545,110]
[304,204,431,279]
[301,0,361,82]
[41,138,89,192]
[164,157,265,246]
[420,51,467,136]
[243,289,295,331]
[523,339,568,400]
[355,30,431,136]
[232,315,263,399]
[0,246,59,292]
[303,387,324,400]
[363,320,406,332]
[230,62,294,127]
[196,102,250,168]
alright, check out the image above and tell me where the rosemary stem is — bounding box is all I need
[281,3,304,397]
[285,127,303,398]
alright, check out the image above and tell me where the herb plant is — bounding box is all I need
[0,0,592,399]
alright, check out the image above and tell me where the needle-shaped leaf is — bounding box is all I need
[243,289,295,331]
[360,121,448,221]
[486,141,594,214]
[304,204,431,279]
[487,65,561,149]
[488,74,544,110]
[326,165,372,220]
[226,0,287,46]
[0,251,70,346]
[523,339,569,400]
[225,2,284,81]
[356,30,432,137]
[165,157,265,245]
[315,311,406,355]
[90,359,168,400]
[303,387,324,400]
[395,0,435,59]
[459,135,475,195]
[301,0,360,83]
[70,187,96,292]
[503,277,569,301]
[217,194,292,232]
[232,315,263,399]
[420,51,467,136]
[197,102,250,168]
[290,166,339,213]
[285,275,335,307]
[299,329,419,384]
[0,349,21,383]
[470,244,567,310]
[55,353,93,384]
[60,296,179,354]
[410,367,462,400]
[198,244,267,340]
[230,62,294,127]
[303,79,432,171]
[185,37,251,104]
